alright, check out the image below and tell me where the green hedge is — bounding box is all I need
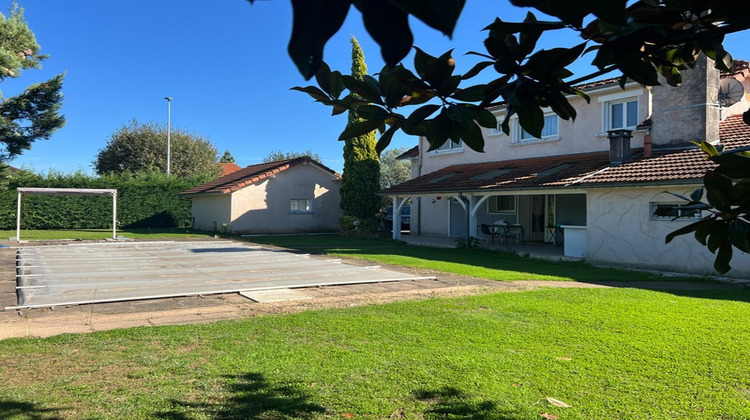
[0,171,212,229]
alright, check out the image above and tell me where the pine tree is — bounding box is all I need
[219,150,235,163]
[340,36,380,221]
[0,4,64,160]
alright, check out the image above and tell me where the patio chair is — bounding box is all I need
[480,224,499,242]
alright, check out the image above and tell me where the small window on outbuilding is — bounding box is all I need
[650,203,701,221]
[290,199,312,213]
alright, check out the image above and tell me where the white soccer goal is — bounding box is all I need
[16,187,117,241]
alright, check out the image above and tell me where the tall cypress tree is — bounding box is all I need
[340,36,381,221]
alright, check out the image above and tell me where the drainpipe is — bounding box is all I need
[416,137,424,236]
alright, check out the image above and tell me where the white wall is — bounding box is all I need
[229,163,341,234]
[587,186,750,279]
[190,194,231,231]
[419,83,648,176]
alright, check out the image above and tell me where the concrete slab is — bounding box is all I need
[240,288,313,303]
[10,240,434,309]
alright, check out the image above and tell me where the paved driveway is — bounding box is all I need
[11,240,433,309]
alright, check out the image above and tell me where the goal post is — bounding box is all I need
[16,188,118,241]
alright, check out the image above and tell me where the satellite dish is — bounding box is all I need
[718,78,745,107]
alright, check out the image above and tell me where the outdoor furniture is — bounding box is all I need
[498,223,524,244]
[480,224,499,242]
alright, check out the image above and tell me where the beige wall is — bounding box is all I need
[190,194,231,232]
[419,83,648,175]
[587,186,750,279]
[227,163,341,234]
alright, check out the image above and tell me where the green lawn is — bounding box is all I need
[242,234,698,282]
[0,228,214,241]
[1,288,748,419]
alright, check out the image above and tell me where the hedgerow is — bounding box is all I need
[0,170,211,229]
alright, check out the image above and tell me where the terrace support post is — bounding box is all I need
[468,195,491,238]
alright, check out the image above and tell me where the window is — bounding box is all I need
[514,114,559,143]
[650,203,702,221]
[290,199,312,213]
[607,99,638,130]
[488,196,516,214]
[435,139,462,152]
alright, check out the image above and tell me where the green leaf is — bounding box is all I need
[707,223,729,253]
[728,219,750,253]
[455,118,485,152]
[697,140,720,157]
[355,104,390,120]
[462,61,493,80]
[425,109,452,150]
[376,125,399,155]
[474,108,498,129]
[358,0,413,67]
[451,84,487,102]
[389,0,465,37]
[405,104,441,127]
[689,187,704,203]
[714,239,733,274]
[744,109,750,126]
[704,171,733,212]
[315,62,333,94]
[379,70,409,109]
[290,85,331,102]
[341,75,384,105]
[339,118,384,140]
[665,217,713,244]
[288,0,351,79]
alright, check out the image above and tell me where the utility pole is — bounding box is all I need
[165,96,172,176]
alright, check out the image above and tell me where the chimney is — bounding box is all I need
[608,129,632,163]
[650,55,720,147]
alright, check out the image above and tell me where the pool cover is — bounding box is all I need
[10,240,433,309]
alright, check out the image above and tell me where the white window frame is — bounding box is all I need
[650,202,702,221]
[598,89,643,133]
[433,139,463,154]
[488,195,517,214]
[290,199,312,214]
[513,114,559,143]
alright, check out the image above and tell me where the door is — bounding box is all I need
[528,195,546,242]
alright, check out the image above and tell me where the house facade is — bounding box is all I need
[381,57,750,278]
[180,157,342,234]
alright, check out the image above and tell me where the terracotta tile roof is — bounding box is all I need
[181,156,339,196]
[220,162,242,176]
[380,114,750,195]
[380,151,615,195]
[396,146,419,159]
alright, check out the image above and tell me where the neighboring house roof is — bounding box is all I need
[380,114,750,195]
[220,162,242,176]
[396,146,419,160]
[181,156,339,196]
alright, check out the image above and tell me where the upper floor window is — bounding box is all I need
[608,99,638,130]
[290,199,312,213]
[515,114,559,143]
[434,139,463,153]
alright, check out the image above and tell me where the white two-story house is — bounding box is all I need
[381,57,750,278]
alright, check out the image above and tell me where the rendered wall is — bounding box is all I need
[229,164,341,234]
[587,186,750,279]
[190,194,232,232]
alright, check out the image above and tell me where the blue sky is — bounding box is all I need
[5,1,750,174]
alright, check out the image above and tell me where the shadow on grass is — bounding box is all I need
[414,386,520,419]
[154,372,325,419]
[0,399,64,419]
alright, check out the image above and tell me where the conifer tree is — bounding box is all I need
[0,4,65,160]
[340,36,380,221]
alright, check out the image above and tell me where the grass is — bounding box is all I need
[0,228,214,241]
[242,234,699,283]
[1,287,748,419]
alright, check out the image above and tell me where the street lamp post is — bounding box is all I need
[165,96,172,176]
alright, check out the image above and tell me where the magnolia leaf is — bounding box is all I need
[290,85,330,102]
[288,0,351,79]
[546,397,571,408]
[714,239,733,274]
[390,0,465,37]
[339,118,384,140]
[665,217,713,244]
[359,0,413,67]
[376,124,399,154]
[451,84,487,102]
[728,219,750,253]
